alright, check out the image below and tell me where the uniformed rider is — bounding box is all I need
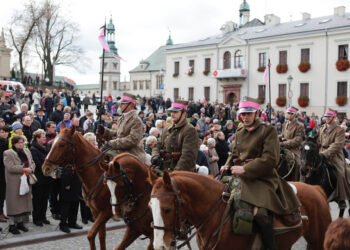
[318,108,350,213]
[97,93,146,163]
[279,106,305,181]
[151,100,198,173]
[221,97,301,250]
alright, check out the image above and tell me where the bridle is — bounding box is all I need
[150,177,224,250]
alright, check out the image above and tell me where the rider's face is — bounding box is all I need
[286,112,295,121]
[240,112,255,126]
[324,116,334,125]
[171,110,183,123]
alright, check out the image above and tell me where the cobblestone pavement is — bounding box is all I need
[2,202,346,250]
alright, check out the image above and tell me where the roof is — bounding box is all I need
[75,84,99,90]
[24,73,77,86]
[130,45,166,73]
[242,18,264,28]
[240,0,250,11]
[167,12,350,50]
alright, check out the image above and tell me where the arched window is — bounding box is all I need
[223,51,231,69]
[234,50,242,68]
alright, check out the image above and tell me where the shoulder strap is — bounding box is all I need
[259,124,266,157]
[177,123,188,150]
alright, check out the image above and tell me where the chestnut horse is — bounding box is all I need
[324,218,350,250]
[148,170,331,250]
[41,125,149,250]
[102,156,154,249]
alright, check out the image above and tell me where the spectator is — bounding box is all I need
[0,125,9,222]
[207,138,219,176]
[223,120,235,140]
[0,96,10,117]
[4,135,36,234]
[144,117,153,134]
[22,115,36,146]
[82,95,90,111]
[196,139,210,170]
[45,121,56,143]
[44,93,54,120]
[9,122,27,149]
[70,101,81,118]
[51,104,64,125]
[149,127,159,138]
[83,112,95,134]
[2,104,17,125]
[30,129,52,226]
[32,90,41,112]
[16,103,29,121]
[34,108,47,130]
[56,113,72,132]
[145,135,157,155]
[215,131,229,168]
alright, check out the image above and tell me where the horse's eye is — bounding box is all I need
[164,208,172,214]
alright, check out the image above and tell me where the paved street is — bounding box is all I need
[2,202,346,250]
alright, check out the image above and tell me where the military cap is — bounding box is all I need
[167,99,188,111]
[120,93,136,104]
[238,96,259,113]
[324,108,337,117]
[286,106,299,114]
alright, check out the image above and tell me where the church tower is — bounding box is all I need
[239,0,250,27]
[100,16,121,97]
[0,28,12,79]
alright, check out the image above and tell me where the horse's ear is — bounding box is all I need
[148,169,158,186]
[60,122,66,129]
[70,126,76,135]
[112,161,120,169]
[100,162,108,171]
[162,170,171,187]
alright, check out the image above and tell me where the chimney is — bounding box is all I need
[264,14,281,26]
[302,12,311,20]
[220,21,238,34]
[334,6,345,17]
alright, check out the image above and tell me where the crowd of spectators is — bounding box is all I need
[1,86,350,235]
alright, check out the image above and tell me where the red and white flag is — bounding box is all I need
[263,64,269,84]
[98,27,125,61]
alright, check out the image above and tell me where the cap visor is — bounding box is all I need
[239,107,257,113]
[167,107,182,111]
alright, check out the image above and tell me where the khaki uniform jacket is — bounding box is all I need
[318,121,350,201]
[152,118,198,172]
[225,119,300,215]
[103,110,146,163]
[280,119,305,180]
[4,149,36,216]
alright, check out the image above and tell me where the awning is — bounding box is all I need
[212,68,247,79]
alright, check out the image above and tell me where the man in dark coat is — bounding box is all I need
[34,109,47,130]
[0,126,9,223]
[44,94,54,120]
[51,104,64,125]
[2,104,17,125]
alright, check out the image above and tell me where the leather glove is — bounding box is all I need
[151,155,161,166]
[97,124,105,136]
[319,153,328,163]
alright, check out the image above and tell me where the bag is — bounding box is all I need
[28,173,38,185]
[19,171,30,195]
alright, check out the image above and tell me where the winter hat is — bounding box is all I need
[12,121,23,131]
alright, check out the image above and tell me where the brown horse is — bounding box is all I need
[324,218,350,250]
[102,155,154,249]
[148,170,331,250]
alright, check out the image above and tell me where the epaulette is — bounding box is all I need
[236,123,244,131]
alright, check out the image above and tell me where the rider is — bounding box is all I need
[151,99,198,173]
[279,106,305,181]
[318,108,350,212]
[222,97,301,250]
[97,93,146,163]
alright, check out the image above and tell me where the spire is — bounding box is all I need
[239,0,250,27]
[0,28,6,48]
[106,15,118,56]
[166,29,173,46]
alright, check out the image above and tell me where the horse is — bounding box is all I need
[148,170,331,250]
[41,124,146,250]
[323,218,350,250]
[276,147,297,181]
[300,136,348,217]
[102,155,154,250]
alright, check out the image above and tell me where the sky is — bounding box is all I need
[1,0,350,85]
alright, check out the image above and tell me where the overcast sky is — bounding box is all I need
[1,0,349,85]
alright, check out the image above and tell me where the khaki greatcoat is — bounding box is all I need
[4,148,36,216]
[280,118,305,180]
[225,119,301,215]
[318,121,350,201]
[152,118,198,172]
[103,110,146,163]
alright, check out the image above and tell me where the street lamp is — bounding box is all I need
[287,75,293,107]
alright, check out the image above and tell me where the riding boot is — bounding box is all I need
[254,209,277,250]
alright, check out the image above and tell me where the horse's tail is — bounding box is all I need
[293,182,332,250]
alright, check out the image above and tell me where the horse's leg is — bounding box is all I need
[115,226,140,250]
[146,239,154,250]
[87,210,111,250]
[98,223,107,250]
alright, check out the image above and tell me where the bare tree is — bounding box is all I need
[35,0,84,85]
[8,0,42,83]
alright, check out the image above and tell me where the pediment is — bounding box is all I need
[219,36,246,47]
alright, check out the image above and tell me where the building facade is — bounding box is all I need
[0,28,12,79]
[164,4,350,117]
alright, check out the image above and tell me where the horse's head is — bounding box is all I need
[42,124,76,178]
[300,139,319,177]
[148,169,187,250]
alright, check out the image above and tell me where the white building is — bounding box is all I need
[0,28,12,79]
[164,3,350,117]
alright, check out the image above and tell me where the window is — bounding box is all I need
[300,83,309,97]
[174,88,179,100]
[189,60,195,73]
[279,51,287,65]
[146,80,150,90]
[337,81,347,97]
[156,75,163,89]
[139,80,144,90]
[103,81,107,90]
[223,51,231,69]
[205,58,211,72]
[113,63,118,69]
[278,84,286,97]
[188,87,194,100]
[301,49,310,63]
[174,61,179,74]
[113,81,117,90]
[234,50,242,68]
[338,45,348,60]
[204,87,210,101]
[258,85,265,99]
[133,80,137,90]
[259,53,266,68]
[103,63,107,69]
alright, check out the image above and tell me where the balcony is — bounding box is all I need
[212,68,247,79]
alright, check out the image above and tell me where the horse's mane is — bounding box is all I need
[113,153,148,171]
[168,171,225,190]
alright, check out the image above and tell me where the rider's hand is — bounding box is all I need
[24,168,33,175]
[97,124,105,136]
[230,165,245,176]
[151,155,161,166]
[220,165,229,172]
